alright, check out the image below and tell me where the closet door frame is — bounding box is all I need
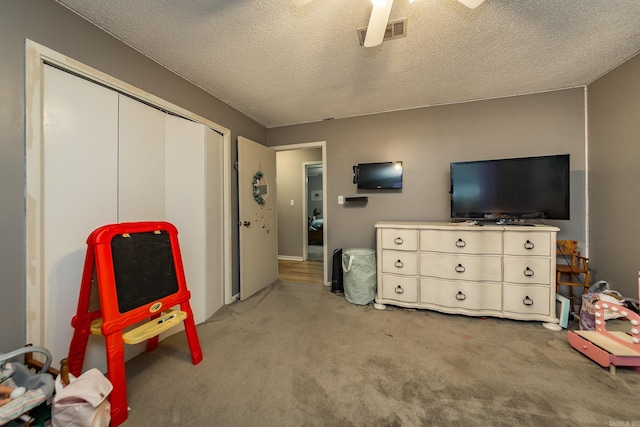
[25,40,233,350]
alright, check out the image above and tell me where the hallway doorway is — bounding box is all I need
[274,142,327,286]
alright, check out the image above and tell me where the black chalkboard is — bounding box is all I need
[110,230,179,313]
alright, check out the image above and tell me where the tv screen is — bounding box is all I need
[356,161,403,189]
[450,154,570,220]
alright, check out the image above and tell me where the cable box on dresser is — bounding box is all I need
[374,221,560,323]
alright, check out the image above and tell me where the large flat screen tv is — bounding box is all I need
[450,154,570,221]
[354,161,403,189]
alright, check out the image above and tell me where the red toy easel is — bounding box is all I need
[67,221,203,427]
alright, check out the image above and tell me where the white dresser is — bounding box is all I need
[374,221,560,323]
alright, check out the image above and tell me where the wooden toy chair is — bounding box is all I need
[556,240,590,313]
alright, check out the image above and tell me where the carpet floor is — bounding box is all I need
[122,281,639,426]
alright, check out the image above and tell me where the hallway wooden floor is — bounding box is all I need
[278,259,324,285]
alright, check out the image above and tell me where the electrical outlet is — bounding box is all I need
[290,199,294,206]
[338,195,344,205]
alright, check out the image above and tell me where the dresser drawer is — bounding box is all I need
[503,284,550,316]
[420,278,502,311]
[503,231,551,256]
[420,230,502,255]
[420,253,502,282]
[503,256,551,285]
[380,275,418,303]
[567,331,615,368]
[381,250,418,275]
[381,228,418,251]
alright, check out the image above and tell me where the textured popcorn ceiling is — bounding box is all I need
[56,0,640,128]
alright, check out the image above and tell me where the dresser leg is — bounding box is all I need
[373,303,387,310]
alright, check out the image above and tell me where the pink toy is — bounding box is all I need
[568,273,640,374]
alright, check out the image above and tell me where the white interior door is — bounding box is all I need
[238,137,278,300]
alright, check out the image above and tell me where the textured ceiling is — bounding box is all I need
[55,0,640,128]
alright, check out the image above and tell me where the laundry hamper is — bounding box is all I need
[342,248,377,305]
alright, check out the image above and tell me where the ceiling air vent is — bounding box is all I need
[358,18,407,46]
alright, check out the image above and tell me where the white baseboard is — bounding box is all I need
[278,255,304,261]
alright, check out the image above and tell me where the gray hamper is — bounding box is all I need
[342,248,377,305]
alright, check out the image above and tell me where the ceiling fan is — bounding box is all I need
[293,0,486,48]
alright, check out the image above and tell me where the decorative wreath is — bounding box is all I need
[252,171,265,205]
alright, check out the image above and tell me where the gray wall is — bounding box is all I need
[1,0,266,351]
[276,149,322,257]
[588,53,640,298]
[268,89,587,278]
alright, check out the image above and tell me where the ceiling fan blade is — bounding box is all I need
[293,0,313,7]
[457,0,485,9]
[364,0,394,48]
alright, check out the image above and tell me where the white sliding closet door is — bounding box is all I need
[165,115,207,324]
[118,95,166,221]
[38,64,223,371]
[43,65,119,366]
[206,128,225,319]
[114,95,169,364]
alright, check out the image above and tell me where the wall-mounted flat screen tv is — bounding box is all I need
[450,154,570,220]
[354,161,403,189]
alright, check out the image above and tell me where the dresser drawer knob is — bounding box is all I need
[394,237,404,245]
[455,238,466,248]
[456,291,466,301]
[394,260,404,268]
[395,285,404,294]
[455,263,466,273]
[524,267,534,277]
[523,296,534,306]
[524,240,535,250]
